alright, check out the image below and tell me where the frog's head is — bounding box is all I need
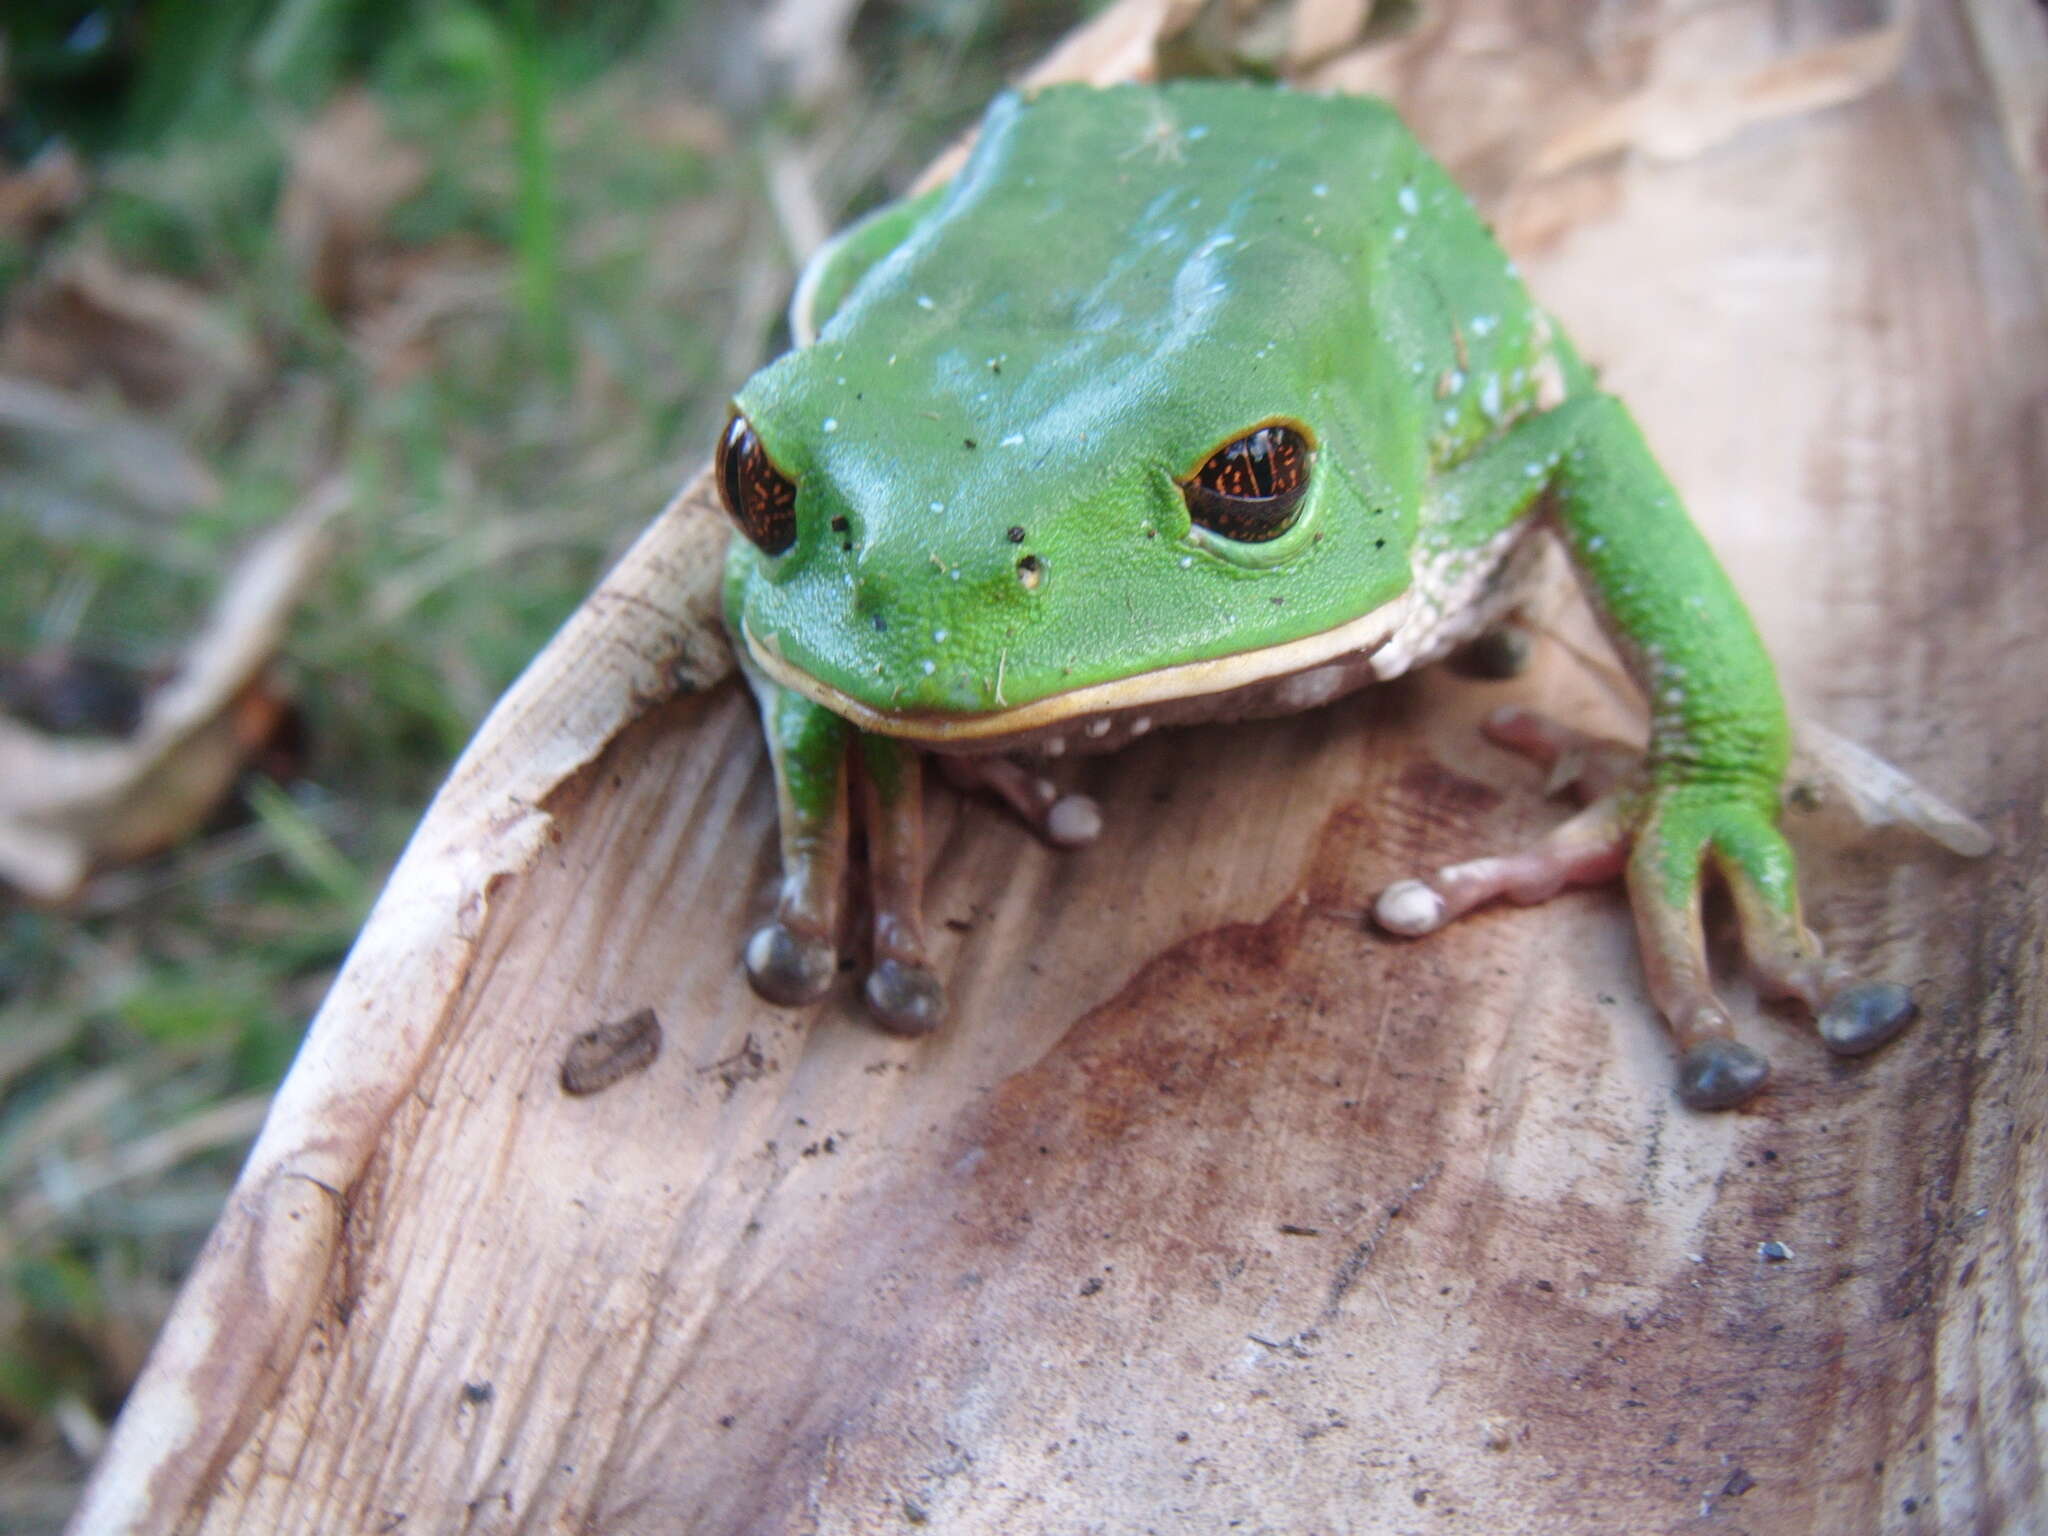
[719,85,1422,745]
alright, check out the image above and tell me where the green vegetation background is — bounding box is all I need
[0,1,1086,1522]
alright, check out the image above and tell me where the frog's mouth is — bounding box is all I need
[739,591,1415,749]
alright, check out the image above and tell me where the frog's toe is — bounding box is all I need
[865,958,946,1036]
[1711,823,1922,1060]
[1818,981,1917,1056]
[1045,792,1103,847]
[1676,1036,1773,1110]
[1374,878,1448,935]
[745,921,838,1006]
[936,755,1101,847]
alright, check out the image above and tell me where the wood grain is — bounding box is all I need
[73,1,2046,1531]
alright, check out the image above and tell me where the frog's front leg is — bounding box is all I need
[740,663,948,1034]
[1376,394,1917,1110]
[856,734,946,1034]
[742,668,854,1007]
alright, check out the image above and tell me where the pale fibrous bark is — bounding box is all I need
[74,2,2046,1532]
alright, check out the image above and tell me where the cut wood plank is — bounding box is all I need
[73,1,2046,1531]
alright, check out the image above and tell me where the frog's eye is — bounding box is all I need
[717,414,799,555]
[1180,423,1312,543]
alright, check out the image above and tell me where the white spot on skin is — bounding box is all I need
[930,501,945,514]
[1398,184,1419,215]
[920,660,936,676]
[916,295,935,310]
[1000,433,1025,447]
[822,418,839,432]
[1085,718,1112,739]
[1042,737,1066,758]
[1311,183,1329,198]
[1393,226,1409,243]
[1471,314,1498,337]
[1480,375,1502,420]
[1179,556,1194,569]
[1130,716,1152,737]
[933,628,949,643]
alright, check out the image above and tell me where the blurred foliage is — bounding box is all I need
[0,0,1084,1521]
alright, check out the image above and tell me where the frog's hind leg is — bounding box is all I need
[1377,706,1919,1107]
[1376,707,1774,1109]
[857,735,946,1035]
[742,668,854,1008]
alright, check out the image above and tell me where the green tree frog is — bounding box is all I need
[715,81,1921,1111]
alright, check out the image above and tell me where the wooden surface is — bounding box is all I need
[73,2,2048,1532]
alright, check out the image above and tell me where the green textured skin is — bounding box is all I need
[722,80,1798,922]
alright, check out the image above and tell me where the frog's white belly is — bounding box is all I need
[743,522,1547,759]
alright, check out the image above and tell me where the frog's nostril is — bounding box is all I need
[1017,553,1045,590]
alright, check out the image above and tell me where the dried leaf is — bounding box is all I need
[0,242,263,422]
[0,484,346,900]
[0,142,87,239]
[275,88,430,315]
[1530,9,1911,177]
[0,372,220,529]
[1792,721,1996,858]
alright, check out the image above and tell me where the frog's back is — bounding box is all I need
[822,81,1570,479]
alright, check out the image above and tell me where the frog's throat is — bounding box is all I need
[740,592,1415,744]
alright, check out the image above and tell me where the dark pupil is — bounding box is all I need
[1183,425,1311,543]
[718,415,798,555]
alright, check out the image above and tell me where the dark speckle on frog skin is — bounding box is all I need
[560,1007,663,1095]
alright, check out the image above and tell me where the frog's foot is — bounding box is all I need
[745,917,839,1006]
[1375,706,1918,1110]
[936,754,1103,847]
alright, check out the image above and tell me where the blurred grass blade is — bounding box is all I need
[245,779,365,909]
[506,0,567,380]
